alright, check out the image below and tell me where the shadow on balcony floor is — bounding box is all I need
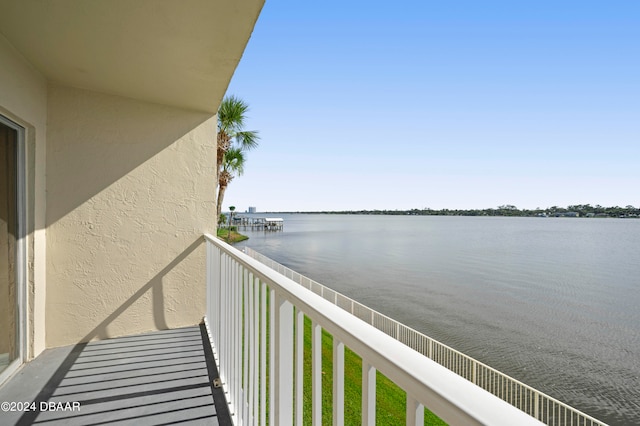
[0,325,230,426]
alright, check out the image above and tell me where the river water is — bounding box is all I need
[235,214,639,425]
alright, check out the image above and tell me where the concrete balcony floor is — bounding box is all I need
[0,326,230,425]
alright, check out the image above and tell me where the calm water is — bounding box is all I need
[236,214,640,425]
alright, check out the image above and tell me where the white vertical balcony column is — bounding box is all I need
[243,268,250,424]
[205,241,219,353]
[236,262,244,420]
[272,291,294,425]
[362,361,376,426]
[269,288,275,424]
[406,395,424,426]
[234,261,242,418]
[250,274,258,425]
[220,253,229,394]
[312,321,322,426]
[213,246,221,353]
[206,239,213,334]
[229,259,235,414]
[260,282,267,426]
[230,258,239,415]
[333,339,345,426]
[295,310,304,425]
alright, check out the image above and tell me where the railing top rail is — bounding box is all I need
[205,234,542,425]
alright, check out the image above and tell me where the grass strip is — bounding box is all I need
[301,315,447,425]
[217,227,249,243]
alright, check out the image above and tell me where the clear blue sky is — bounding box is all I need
[224,0,639,212]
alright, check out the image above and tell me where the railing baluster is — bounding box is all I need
[273,292,294,425]
[221,254,229,399]
[206,239,213,337]
[362,360,376,426]
[472,360,477,385]
[243,268,250,424]
[296,309,304,425]
[234,261,241,417]
[227,256,234,411]
[406,395,424,426]
[269,287,275,424]
[312,320,322,426]
[260,281,267,426]
[227,254,233,400]
[333,338,345,426]
[250,274,257,426]
[225,254,232,410]
[215,246,221,357]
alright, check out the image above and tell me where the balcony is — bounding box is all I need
[0,326,230,425]
[0,235,605,425]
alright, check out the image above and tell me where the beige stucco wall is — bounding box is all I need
[0,33,48,359]
[45,85,216,347]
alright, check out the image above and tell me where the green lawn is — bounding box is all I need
[217,227,249,243]
[243,288,446,425]
[300,315,447,425]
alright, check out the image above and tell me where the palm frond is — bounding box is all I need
[218,95,249,134]
[221,147,245,177]
[235,130,260,150]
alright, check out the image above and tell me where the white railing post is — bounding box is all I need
[206,238,212,332]
[333,339,345,426]
[243,268,250,424]
[220,254,229,399]
[269,287,275,424]
[260,282,267,426]
[214,246,221,354]
[296,310,304,426]
[312,321,322,426]
[472,360,477,385]
[406,396,424,426]
[250,274,258,425]
[235,261,241,418]
[362,360,376,426]
[273,292,294,426]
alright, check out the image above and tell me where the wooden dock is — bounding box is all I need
[233,216,284,231]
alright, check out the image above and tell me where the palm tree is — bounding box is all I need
[217,95,259,182]
[216,148,245,218]
[216,95,259,218]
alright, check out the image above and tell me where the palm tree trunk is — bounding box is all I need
[216,132,232,224]
[216,183,228,219]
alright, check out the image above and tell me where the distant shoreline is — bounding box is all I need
[247,205,640,219]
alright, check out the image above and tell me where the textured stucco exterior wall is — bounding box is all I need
[0,33,48,359]
[45,86,216,347]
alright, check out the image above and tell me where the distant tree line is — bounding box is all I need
[283,204,639,218]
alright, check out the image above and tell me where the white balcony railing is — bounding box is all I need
[204,234,548,425]
[243,248,607,426]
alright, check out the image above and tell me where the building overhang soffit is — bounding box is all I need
[0,0,264,113]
